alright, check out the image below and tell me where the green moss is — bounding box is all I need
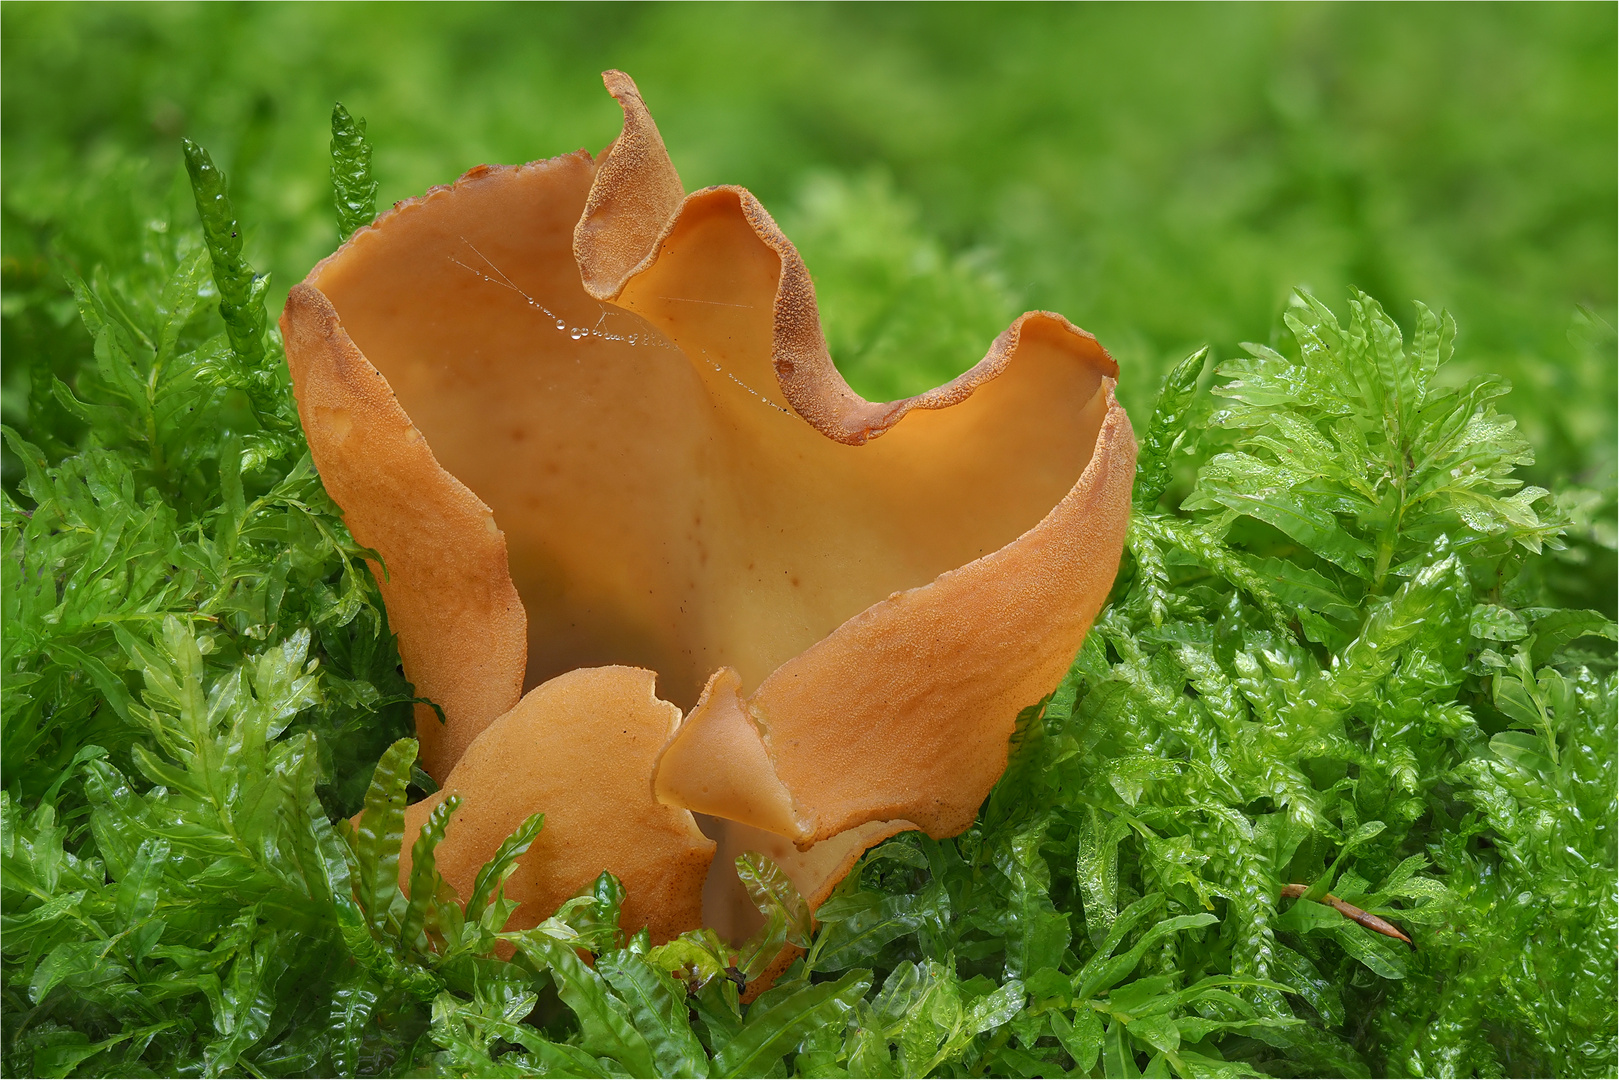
[2,8,1613,1076]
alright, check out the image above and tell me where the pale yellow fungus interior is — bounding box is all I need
[311,158,1108,711]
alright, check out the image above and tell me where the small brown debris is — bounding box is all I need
[1280,882,1415,948]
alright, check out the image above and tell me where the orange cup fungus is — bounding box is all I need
[281,72,1135,970]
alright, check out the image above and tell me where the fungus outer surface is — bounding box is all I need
[396,666,713,944]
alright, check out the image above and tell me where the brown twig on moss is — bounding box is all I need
[1280,883,1414,948]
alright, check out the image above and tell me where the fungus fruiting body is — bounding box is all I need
[281,71,1134,963]
[395,666,713,945]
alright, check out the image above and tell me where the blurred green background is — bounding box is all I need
[4,3,1614,525]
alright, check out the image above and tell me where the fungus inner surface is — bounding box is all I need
[311,152,1111,708]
